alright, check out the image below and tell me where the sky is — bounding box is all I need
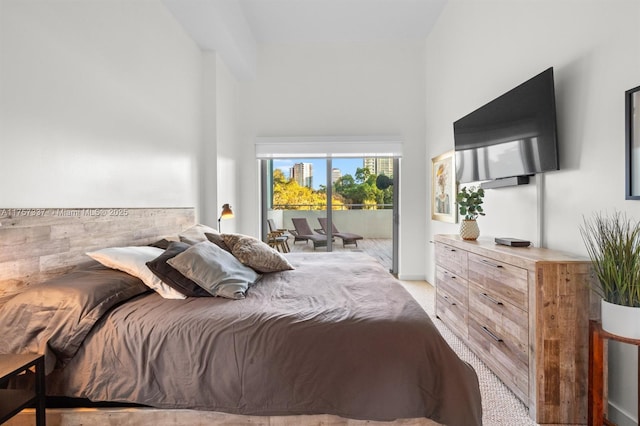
[273,158,364,189]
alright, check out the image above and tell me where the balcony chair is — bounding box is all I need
[317,218,363,248]
[266,219,290,253]
[290,218,328,250]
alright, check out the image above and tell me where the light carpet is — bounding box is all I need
[400,280,539,426]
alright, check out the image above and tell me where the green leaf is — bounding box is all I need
[456,185,486,220]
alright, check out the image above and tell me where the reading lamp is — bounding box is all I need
[218,203,234,232]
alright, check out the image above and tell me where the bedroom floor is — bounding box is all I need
[399,280,542,426]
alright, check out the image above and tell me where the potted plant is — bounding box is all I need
[456,186,485,240]
[580,211,640,338]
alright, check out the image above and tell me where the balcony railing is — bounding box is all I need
[272,203,392,211]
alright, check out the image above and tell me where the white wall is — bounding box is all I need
[215,54,240,233]
[0,0,203,211]
[238,42,427,279]
[201,52,218,227]
[424,1,640,423]
[199,51,241,231]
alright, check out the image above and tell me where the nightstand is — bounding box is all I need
[0,353,46,426]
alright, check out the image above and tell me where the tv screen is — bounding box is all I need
[454,67,559,184]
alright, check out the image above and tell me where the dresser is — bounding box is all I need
[434,234,594,425]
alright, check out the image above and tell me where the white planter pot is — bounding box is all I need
[601,300,640,339]
[459,219,480,241]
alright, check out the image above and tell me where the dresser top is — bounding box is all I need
[435,234,591,271]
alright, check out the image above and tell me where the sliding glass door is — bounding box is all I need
[261,156,398,274]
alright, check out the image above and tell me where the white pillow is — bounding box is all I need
[178,224,218,245]
[86,246,186,299]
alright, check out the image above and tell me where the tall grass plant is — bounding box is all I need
[580,211,640,307]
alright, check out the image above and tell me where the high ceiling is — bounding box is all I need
[239,0,446,44]
[162,0,447,79]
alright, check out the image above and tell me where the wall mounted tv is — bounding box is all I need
[454,67,559,188]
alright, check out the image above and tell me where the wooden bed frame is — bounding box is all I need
[0,207,440,426]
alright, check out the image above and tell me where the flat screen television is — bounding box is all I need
[454,67,559,185]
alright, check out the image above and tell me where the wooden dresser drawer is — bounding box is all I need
[468,252,528,311]
[436,286,468,339]
[435,265,468,307]
[468,281,528,365]
[467,316,529,401]
[468,277,529,401]
[435,242,468,279]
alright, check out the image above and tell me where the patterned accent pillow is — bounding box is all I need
[222,233,294,273]
[205,232,232,253]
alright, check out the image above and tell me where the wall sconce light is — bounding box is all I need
[218,203,234,232]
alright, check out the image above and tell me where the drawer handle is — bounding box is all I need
[481,326,503,343]
[481,259,503,268]
[480,292,503,306]
[444,271,456,279]
[442,295,456,306]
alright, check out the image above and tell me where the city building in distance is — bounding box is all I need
[331,168,342,184]
[290,162,313,188]
[364,157,393,177]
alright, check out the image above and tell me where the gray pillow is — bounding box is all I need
[167,241,261,299]
[146,241,212,297]
[0,267,149,373]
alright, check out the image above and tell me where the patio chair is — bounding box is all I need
[317,218,363,247]
[290,218,328,249]
[267,219,290,253]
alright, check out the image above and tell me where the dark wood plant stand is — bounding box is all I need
[589,320,640,426]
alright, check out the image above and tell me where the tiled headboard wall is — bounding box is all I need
[0,207,195,305]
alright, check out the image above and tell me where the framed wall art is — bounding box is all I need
[431,150,457,223]
[625,85,640,199]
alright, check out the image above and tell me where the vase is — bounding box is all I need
[601,300,640,339]
[459,219,480,241]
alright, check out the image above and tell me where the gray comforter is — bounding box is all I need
[4,252,482,425]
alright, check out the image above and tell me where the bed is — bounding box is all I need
[0,208,482,426]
